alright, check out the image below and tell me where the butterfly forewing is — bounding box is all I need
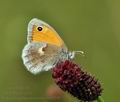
[22,18,69,74]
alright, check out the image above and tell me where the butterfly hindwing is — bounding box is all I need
[22,42,63,74]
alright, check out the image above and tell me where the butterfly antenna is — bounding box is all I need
[74,50,85,56]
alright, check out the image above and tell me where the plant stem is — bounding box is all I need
[97,96,104,102]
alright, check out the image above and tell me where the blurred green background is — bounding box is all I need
[0,0,120,102]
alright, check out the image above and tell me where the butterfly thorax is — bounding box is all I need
[58,49,75,60]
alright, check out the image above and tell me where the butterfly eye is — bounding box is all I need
[37,26,43,31]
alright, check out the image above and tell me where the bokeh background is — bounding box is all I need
[0,0,120,102]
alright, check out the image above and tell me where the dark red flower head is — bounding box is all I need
[52,60,102,101]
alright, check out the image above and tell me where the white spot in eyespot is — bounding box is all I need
[38,44,47,56]
[38,47,44,56]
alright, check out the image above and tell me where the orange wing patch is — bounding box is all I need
[32,25,63,47]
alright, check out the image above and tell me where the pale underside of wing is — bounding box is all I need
[22,42,67,74]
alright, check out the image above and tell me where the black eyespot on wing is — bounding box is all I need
[37,26,43,31]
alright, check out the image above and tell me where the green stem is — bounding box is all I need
[97,96,104,102]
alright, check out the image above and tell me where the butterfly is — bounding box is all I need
[22,18,84,74]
